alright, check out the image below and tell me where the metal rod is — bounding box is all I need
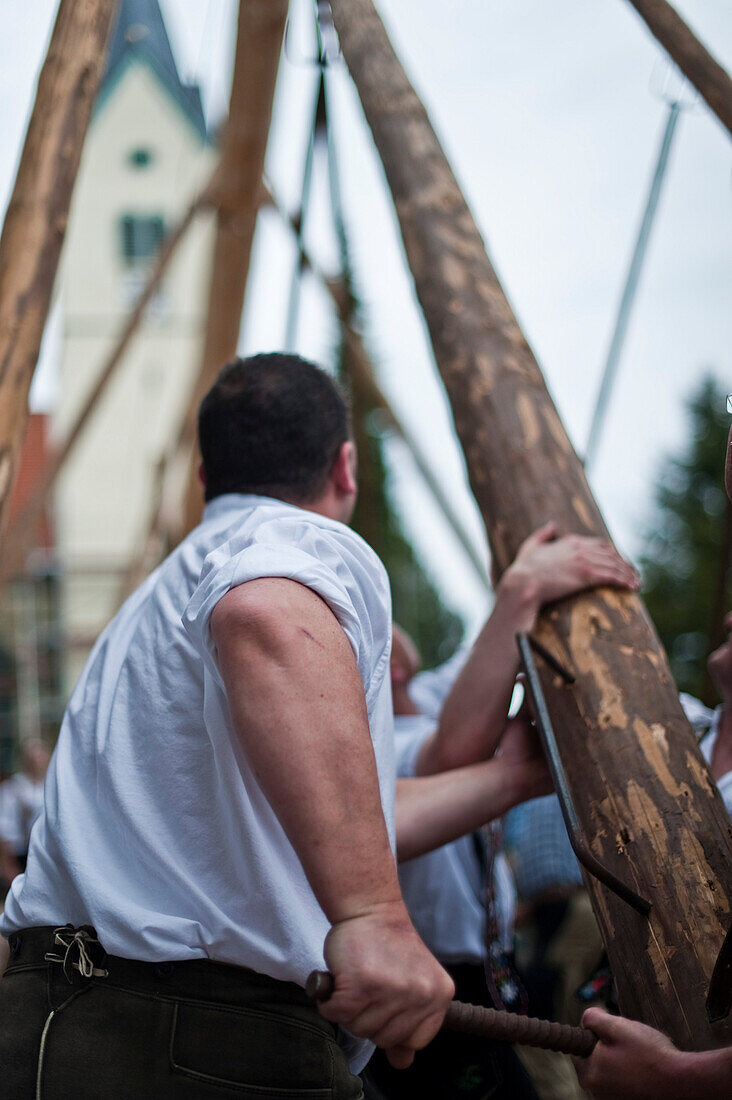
[517,632,651,917]
[305,970,596,1057]
[527,634,575,684]
[584,100,681,471]
[284,70,326,349]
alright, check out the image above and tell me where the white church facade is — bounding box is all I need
[54,0,216,689]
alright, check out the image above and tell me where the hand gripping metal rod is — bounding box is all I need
[306,971,596,1058]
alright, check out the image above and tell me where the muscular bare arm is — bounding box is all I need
[210,577,453,1066]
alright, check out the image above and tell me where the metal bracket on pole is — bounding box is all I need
[517,632,652,918]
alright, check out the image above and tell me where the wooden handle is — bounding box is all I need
[305,970,596,1058]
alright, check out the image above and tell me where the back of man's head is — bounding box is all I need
[199,353,350,504]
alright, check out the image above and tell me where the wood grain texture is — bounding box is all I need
[626,0,732,137]
[180,0,289,535]
[0,0,118,552]
[330,0,732,1049]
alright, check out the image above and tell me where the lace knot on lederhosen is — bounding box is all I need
[44,925,108,983]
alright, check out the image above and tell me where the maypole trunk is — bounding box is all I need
[625,0,732,138]
[329,0,732,1049]
[180,0,289,535]
[0,0,118,554]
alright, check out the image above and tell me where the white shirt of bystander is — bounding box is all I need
[1,495,395,1069]
[0,773,45,855]
[395,663,517,965]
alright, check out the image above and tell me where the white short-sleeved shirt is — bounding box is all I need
[0,773,45,855]
[395,709,516,966]
[2,495,395,1070]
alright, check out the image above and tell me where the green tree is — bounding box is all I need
[640,375,732,703]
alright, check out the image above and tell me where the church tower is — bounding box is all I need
[54,0,216,689]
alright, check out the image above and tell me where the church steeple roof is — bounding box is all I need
[101,0,208,140]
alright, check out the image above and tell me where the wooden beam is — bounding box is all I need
[0,0,118,558]
[180,0,289,535]
[626,0,732,138]
[1,184,213,582]
[330,0,732,1049]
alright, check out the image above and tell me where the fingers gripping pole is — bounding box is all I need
[305,971,596,1058]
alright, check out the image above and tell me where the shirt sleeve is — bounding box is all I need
[182,513,391,706]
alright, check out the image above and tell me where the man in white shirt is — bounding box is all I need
[0,354,455,1098]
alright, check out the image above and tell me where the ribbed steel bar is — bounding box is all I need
[305,971,596,1057]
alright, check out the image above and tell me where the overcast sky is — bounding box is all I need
[2,0,730,637]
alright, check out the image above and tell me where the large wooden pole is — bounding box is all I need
[625,0,732,138]
[0,185,212,582]
[0,0,118,553]
[180,0,289,534]
[330,0,732,1049]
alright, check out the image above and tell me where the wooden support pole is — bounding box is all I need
[330,0,732,1049]
[625,0,732,138]
[0,0,118,557]
[1,184,213,582]
[180,0,289,535]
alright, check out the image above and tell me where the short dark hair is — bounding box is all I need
[198,353,350,504]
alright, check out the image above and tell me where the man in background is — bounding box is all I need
[0,740,50,890]
[0,354,453,1097]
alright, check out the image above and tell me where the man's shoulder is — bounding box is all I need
[205,498,388,590]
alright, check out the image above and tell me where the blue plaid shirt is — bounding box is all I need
[503,796,582,901]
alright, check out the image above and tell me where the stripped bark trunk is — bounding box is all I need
[330,0,732,1049]
[0,0,118,555]
[180,0,289,535]
[626,0,732,138]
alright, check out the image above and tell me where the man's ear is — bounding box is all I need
[331,441,357,498]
